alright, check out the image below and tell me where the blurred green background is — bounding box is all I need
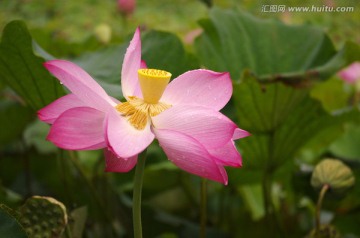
[1,0,360,237]
[1,0,359,46]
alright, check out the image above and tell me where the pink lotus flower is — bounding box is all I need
[38,28,249,184]
[338,62,360,84]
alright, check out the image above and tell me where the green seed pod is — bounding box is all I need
[307,224,341,238]
[311,159,355,193]
[18,196,67,238]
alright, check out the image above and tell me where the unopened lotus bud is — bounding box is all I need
[311,159,355,192]
[307,224,341,238]
[94,24,112,44]
[117,0,136,16]
[338,62,360,84]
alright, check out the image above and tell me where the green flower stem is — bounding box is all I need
[315,184,330,235]
[133,150,147,238]
[200,178,207,238]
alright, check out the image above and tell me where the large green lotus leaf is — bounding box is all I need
[74,45,126,84]
[23,119,57,154]
[233,71,308,133]
[238,184,264,221]
[0,80,4,90]
[329,123,360,161]
[232,74,347,171]
[74,30,199,99]
[74,44,126,98]
[195,8,360,83]
[141,30,199,78]
[0,21,64,110]
[142,162,180,197]
[69,206,87,238]
[0,100,33,145]
[31,28,103,58]
[310,77,351,113]
[0,205,27,238]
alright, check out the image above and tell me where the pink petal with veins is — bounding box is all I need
[132,60,147,98]
[105,108,155,159]
[104,149,137,172]
[208,140,242,167]
[38,94,87,124]
[44,60,115,111]
[154,128,228,184]
[233,128,251,140]
[152,105,237,149]
[47,107,106,150]
[121,28,142,98]
[161,70,232,111]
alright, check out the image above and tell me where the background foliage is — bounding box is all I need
[0,0,360,237]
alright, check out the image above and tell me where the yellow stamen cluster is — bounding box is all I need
[116,68,172,130]
[116,96,171,130]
